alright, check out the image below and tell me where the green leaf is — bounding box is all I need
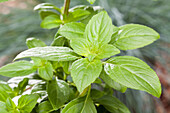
[59,22,86,40]
[70,38,89,57]
[14,47,79,61]
[18,94,39,113]
[26,38,46,49]
[100,70,127,93]
[62,96,97,113]
[96,95,130,113]
[104,56,161,97]
[87,0,96,4]
[47,79,70,110]
[51,36,66,46]
[96,44,120,59]
[0,101,8,113]
[71,39,120,60]
[90,89,104,100]
[39,10,59,20]
[0,61,36,77]
[64,9,90,23]
[38,61,53,80]
[0,90,10,102]
[71,58,102,93]
[41,15,62,29]
[34,3,61,13]
[17,78,29,94]
[85,11,113,45]
[38,101,53,113]
[59,61,71,74]
[109,25,120,44]
[6,98,16,112]
[26,37,46,66]
[80,6,104,25]
[113,24,160,50]
[0,83,12,92]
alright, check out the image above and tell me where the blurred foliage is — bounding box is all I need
[0,0,170,113]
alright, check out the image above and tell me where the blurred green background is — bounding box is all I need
[0,0,170,113]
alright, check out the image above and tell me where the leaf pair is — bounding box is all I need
[0,94,39,113]
[59,11,120,61]
[35,3,91,29]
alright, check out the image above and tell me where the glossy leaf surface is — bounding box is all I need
[47,79,70,109]
[38,62,53,80]
[114,24,160,50]
[18,94,39,113]
[104,56,161,97]
[38,101,53,113]
[14,47,79,61]
[71,58,102,93]
[59,22,86,40]
[41,15,62,29]
[62,96,97,113]
[26,38,46,49]
[0,61,36,77]
[100,70,127,93]
[85,11,113,45]
[64,9,90,23]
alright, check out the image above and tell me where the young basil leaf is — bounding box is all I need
[100,70,127,93]
[51,36,66,46]
[114,24,160,50]
[47,79,70,110]
[64,9,90,23]
[87,0,96,4]
[58,22,86,40]
[0,61,36,77]
[38,101,53,113]
[85,11,113,45]
[14,47,79,61]
[26,38,46,49]
[80,6,104,24]
[41,15,62,29]
[17,78,29,94]
[104,56,161,97]
[17,94,39,113]
[71,58,102,93]
[70,38,89,57]
[34,3,61,13]
[6,98,16,112]
[96,44,120,59]
[38,61,54,81]
[62,96,97,113]
[96,95,130,113]
[0,101,8,113]
[39,10,59,20]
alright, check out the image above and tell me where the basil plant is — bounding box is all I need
[0,0,161,112]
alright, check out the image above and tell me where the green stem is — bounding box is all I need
[63,0,70,16]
